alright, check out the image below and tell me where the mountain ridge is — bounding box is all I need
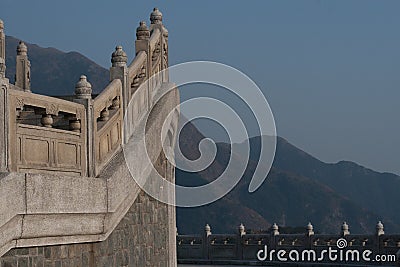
[176,121,400,234]
[5,36,109,95]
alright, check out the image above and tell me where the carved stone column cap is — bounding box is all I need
[272,223,279,235]
[111,45,127,67]
[150,7,163,25]
[376,221,384,236]
[238,223,246,235]
[75,75,92,99]
[136,21,150,40]
[0,19,4,30]
[17,41,28,55]
[342,221,350,236]
[307,222,314,236]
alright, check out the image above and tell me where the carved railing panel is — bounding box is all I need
[149,28,163,97]
[125,51,149,141]
[93,79,123,176]
[8,89,86,176]
[379,234,400,255]
[242,234,271,260]
[177,235,203,260]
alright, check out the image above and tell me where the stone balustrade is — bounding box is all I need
[0,8,170,178]
[7,89,87,176]
[177,222,400,266]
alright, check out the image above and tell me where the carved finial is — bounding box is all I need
[0,57,5,78]
[17,41,27,56]
[111,45,127,67]
[205,224,212,236]
[342,222,350,236]
[150,7,163,25]
[136,21,150,40]
[272,223,279,236]
[75,75,92,99]
[376,221,384,236]
[307,222,314,236]
[238,223,246,236]
[0,19,4,31]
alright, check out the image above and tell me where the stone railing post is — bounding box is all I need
[341,222,350,236]
[110,46,129,143]
[376,221,385,236]
[376,221,385,254]
[0,20,8,172]
[306,222,314,249]
[0,19,5,60]
[135,21,151,109]
[150,8,168,83]
[237,224,245,260]
[15,41,31,92]
[238,223,246,236]
[73,75,94,176]
[0,62,8,172]
[270,223,279,249]
[150,8,169,80]
[306,222,314,236]
[203,224,211,260]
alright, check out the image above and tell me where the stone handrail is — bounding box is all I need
[93,79,122,120]
[128,51,147,83]
[92,79,123,176]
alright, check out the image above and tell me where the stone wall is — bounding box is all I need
[1,191,172,267]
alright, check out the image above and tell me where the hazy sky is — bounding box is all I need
[1,0,399,175]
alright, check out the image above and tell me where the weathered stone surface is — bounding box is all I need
[1,189,172,267]
[0,173,25,226]
[21,214,104,239]
[25,173,107,214]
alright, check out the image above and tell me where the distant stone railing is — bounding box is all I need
[0,7,170,177]
[177,222,400,266]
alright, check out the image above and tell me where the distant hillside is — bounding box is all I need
[176,121,400,234]
[5,36,109,95]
